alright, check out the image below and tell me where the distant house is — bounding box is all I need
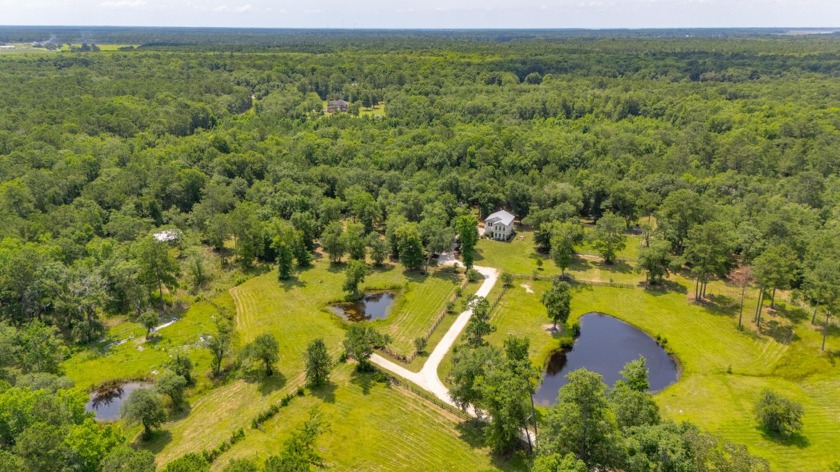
[327,99,349,113]
[484,210,516,241]
[153,229,181,243]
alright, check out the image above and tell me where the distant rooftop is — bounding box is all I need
[153,229,181,242]
[485,210,515,226]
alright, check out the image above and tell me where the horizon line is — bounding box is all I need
[1,25,840,31]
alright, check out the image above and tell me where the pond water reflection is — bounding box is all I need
[534,313,679,406]
[329,291,396,322]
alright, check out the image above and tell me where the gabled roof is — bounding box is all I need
[485,210,515,226]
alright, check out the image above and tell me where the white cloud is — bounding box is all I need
[99,0,146,8]
[1,0,840,28]
[211,3,252,12]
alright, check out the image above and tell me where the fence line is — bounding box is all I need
[381,270,470,364]
[375,366,471,421]
[511,273,637,289]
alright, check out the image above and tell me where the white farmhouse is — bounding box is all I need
[484,210,516,241]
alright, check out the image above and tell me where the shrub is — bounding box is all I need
[414,337,428,354]
[501,272,514,287]
[558,338,575,350]
[570,321,581,337]
[755,389,804,437]
[466,268,481,282]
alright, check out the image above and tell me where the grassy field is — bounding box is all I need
[475,228,643,285]
[61,257,478,466]
[322,100,386,117]
[63,225,839,470]
[64,297,231,391]
[469,229,840,470]
[211,363,526,471]
[377,268,462,358]
[358,104,386,117]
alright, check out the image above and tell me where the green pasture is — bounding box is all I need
[211,363,526,471]
[480,277,840,470]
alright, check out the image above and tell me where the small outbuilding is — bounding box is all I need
[327,99,349,113]
[484,210,516,241]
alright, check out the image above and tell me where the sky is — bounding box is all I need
[0,0,839,29]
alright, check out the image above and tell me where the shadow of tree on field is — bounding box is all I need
[167,403,193,421]
[455,419,487,449]
[568,256,593,273]
[763,320,798,345]
[759,428,810,448]
[279,276,307,291]
[326,262,346,273]
[473,249,485,262]
[598,259,634,274]
[242,370,287,396]
[310,381,338,404]
[258,372,286,396]
[350,370,373,395]
[240,263,271,278]
[369,262,396,274]
[643,279,688,295]
[773,304,810,324]
[697,294,739,317]
[137,430,172,454]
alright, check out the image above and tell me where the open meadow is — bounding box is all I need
[474,231,840,470]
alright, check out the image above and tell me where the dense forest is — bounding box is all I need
[1,29,839,471]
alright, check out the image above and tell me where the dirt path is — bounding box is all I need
[371,264,498,413]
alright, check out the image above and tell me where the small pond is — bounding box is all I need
[85,382,151,421]
[534,313,679,407]
[329,291,396,322]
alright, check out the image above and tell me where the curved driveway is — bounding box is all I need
[371,264,498,414]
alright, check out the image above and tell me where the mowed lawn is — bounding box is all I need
[141,258,466,465]
[64,297,231,390]
[212,363,526,471]
[475,228,644,285]
[485,277,840,470]
[378,268,462,357]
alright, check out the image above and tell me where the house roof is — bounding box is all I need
[485,210,515,226]
[329,99,348,106]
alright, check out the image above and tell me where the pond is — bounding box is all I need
[85,382,151,421]
[329,291,397,322]
[533,313,679,407]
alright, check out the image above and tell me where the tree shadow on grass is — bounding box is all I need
[279,276,307,291]
[763,320,798,345]
[369,262,396,274]
[598,259,634,274]
[403,269,428,283]
[350,369,373,395]
[167,403,193,421]
[326,261,346,274]
[643,279,688,296]
[473,249,485,262]
[242,370,287,396]
[568,257,593,273]
[241,263,271,278]
[697,294,739,317]
[137,430,172,454]
[455,418,488,449]
[310,381,338,404]
[759,428,810,448]
[258,372,287,396]
[773,304,810,324]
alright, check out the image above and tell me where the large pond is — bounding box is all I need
[329,291,396,322]
[533,313,679,407]
[85,382,151,420]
